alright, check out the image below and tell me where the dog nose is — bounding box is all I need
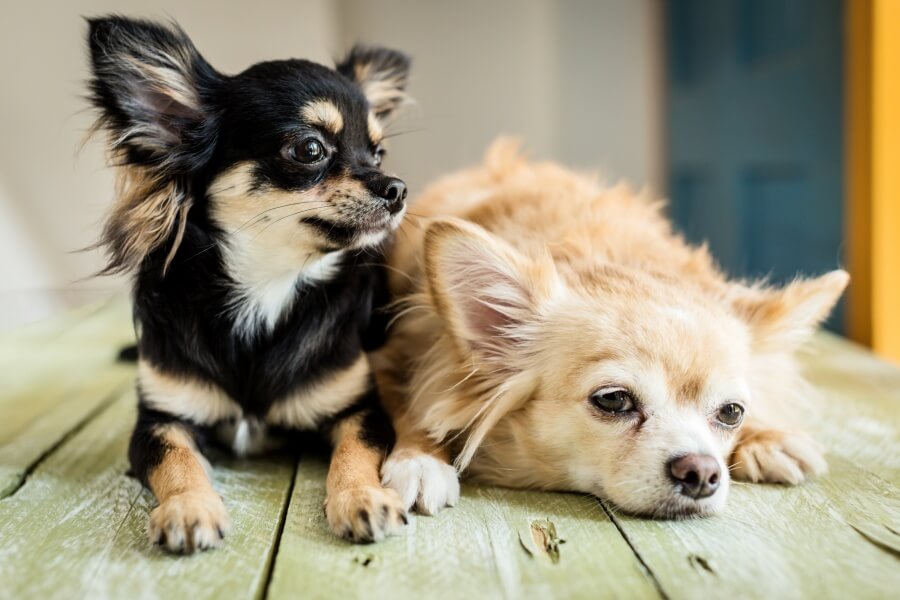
[375,177,407,214]
[668,454,721,499]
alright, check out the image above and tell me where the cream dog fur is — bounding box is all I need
[376,139,848,518]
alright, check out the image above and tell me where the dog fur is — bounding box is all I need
[85,16,413,551]
[376,139,848,518]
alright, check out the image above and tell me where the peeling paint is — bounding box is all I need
[529,519,564,565]
[518,533,534,558]
[354,553,375,567]
[688,554,716,575]
[848,522,900,557]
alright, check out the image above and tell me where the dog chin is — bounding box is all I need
[347,208,406,250]
[601,486,729,520]
[649,495,727,520]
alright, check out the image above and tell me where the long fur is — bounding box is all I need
[84,15,414,550]
[378,138,848,518]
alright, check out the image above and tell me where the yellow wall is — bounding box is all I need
[871,0,900,362]
[848,0,900,363]
[846,0,872,346]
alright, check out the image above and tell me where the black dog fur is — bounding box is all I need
[85,15,411,551]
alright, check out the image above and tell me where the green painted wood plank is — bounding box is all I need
[0,299,108,349]
[266,459,659,600]
[0,390,296,600]
[799,333,900,483]
[0,296,133,400]
[599,333,900,600]
[601,456,900,600]
[0,295,133,431]
[2,303,894,599]
[0,365,133,497]
[0,297,136,498]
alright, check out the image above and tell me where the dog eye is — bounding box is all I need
[288,138,327,164]
[374,145,386,167]
[589,388,636,414]
[716,403,745,427]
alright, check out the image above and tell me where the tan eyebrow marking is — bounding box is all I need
[301,99,344,134]
[676,374,707,406]
[368,110,384,144]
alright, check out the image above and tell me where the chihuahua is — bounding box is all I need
[85,16,412,552]
[375,139,848,519]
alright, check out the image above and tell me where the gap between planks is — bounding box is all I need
[0,378,132,499]
[257,454,300,600]
[0,391,297,600]
[600,500,671,600]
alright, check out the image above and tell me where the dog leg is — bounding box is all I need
[381,431,460,515]
[323,394,407,543]
[129,407,230,553]
[377,370,460,515]
[730,418,827,485]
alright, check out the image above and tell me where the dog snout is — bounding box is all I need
[368,176,407,215]
[668,453,720,499]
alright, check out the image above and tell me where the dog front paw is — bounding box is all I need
[731,431,827,485]
[148,490,231,554]
[325,485,407,543]
[381,450,460,515]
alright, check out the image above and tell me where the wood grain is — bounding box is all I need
[0,299,107,350]
[266,458,660,600]
[799,333,900,482]
[0,390,296,600]
[1,300,898,599]
[0,297,135,497]
[603,456,900,600]
[602,333,900,599]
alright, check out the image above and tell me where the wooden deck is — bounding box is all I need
[0,297,897,599]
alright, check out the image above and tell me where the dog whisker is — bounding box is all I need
[250,206,338,241]
[380,126,424,140]
[231,200,330,235]
[177,201,334,265]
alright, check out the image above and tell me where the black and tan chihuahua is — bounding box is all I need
[85,15,411,553]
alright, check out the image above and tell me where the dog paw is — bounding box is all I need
[731,431,827,485]
[148,490,231,554]
[381,450,460,515]
[325,485,407,543]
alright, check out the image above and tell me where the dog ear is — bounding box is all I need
[86,16,222,274]
[730,270,849,353]
[423,218,557,365]
[337,45,411,120]
[423,219,557,470]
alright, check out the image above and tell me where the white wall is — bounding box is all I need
[0,0,339,328]
[556,0,663,187]
[0,0,661,329]
[338,0,662,194]
[337,0,561,194]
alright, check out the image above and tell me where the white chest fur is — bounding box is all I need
[215,417,272,457]
[224,247,345,339]
[207,162,347,338]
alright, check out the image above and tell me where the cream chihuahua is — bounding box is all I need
[375,139,848,518]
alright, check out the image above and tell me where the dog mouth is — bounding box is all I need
[603,496,721,520]
[597,480,727,520]
[651,497,720,519]
[300,211,401,248]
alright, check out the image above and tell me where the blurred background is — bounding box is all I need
[1,0,897,361]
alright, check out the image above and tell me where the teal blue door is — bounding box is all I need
[666,0,844,330]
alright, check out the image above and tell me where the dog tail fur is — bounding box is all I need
[484,137,526,179]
